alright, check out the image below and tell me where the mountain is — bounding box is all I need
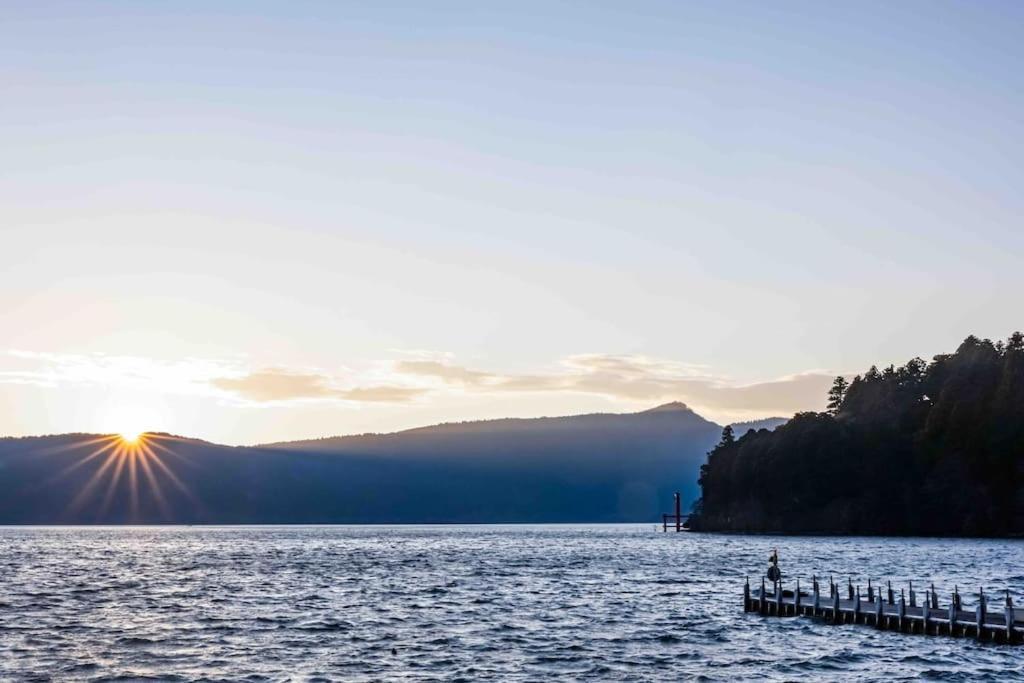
[0,403,730,524]
[689,333,1024,537]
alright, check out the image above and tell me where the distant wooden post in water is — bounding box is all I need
[744,573,1024,644]
[661,491,686,532]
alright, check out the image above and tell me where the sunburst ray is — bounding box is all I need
[53,432,197,522]
[97,444,130,520]
[136,449,170,519]
[65,443,123,515]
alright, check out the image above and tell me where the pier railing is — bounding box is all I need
[744,575,1023,644]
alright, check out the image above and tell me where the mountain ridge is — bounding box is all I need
[0,403,789,524]
[258,401,717,449]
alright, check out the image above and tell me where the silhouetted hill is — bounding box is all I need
[0,403,730,524]
[689,333,1024,537]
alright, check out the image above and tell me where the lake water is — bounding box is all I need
[2,526,1023,681]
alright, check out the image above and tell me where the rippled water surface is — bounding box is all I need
[2,526,1024,681]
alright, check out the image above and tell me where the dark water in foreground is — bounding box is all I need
[2,526,1023,681]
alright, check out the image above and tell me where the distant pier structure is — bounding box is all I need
[661,491,687,532]
[745,574,1024,644]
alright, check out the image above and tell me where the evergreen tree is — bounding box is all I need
[826,376,849,415]
[718,424,735,447]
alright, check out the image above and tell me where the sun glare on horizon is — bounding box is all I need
[119,431,144,444]
[57,431,195,521]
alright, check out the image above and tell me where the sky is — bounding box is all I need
[2,1,1023,445]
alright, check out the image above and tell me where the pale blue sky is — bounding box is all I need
[2,1,1022,443]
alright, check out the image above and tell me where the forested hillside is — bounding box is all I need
[689,333,1024,536]
[0,403,722,524]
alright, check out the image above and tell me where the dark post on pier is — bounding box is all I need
[662,491,684,532]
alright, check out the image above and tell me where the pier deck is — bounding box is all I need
[745,577,1024,644]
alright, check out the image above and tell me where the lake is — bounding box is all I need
[2,526,1023,681]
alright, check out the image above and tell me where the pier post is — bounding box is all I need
[795,578,801,615]
[874,592,883,628]
[832,586,840,623]
[847,578,854,601]
[922,591,931,635]
[674,492,681,532]
[867,578,874,602]
[976,588,986,641]
[775,580,783,616]
[887,580,894,605]
[662,514,667,532]
[829,575,834,599]
[949,592,957,636]
[898,589,906,632]
[931,584,938,610]
[760,577,767,615]
[744,576,751,611]
[1005,592,1014,643]
[813,576,820,614]
[910,581,916,608]
[853,585,861,623]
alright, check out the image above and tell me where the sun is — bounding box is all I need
[119,431,144,444]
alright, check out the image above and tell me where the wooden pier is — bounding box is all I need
[745,575,1024,644]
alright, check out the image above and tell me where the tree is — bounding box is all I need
[826,375,849,415]
[718,424,735,447]
[689,331,1024,536]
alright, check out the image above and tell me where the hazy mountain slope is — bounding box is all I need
[0,403,726,524]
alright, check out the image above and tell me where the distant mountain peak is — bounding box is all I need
[642,401,692,413]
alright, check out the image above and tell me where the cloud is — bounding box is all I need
[394,360,494,386]
[342,386,426,402]
[564,354,710,379]
[1,352,425,406]
[211,369,338,402]
[210,368,424,404]
[2,348,837,416]
[1,350,231,394]
[393,353,835,416]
